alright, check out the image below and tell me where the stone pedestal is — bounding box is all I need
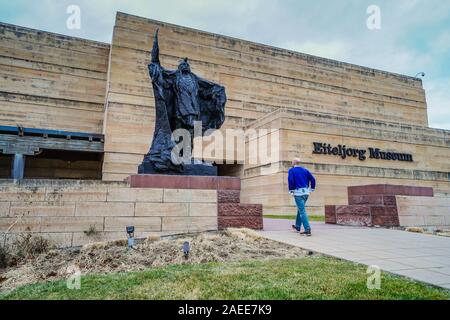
[325,184,434,227]
[126,174,263,230]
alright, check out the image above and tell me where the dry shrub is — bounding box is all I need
[0,233,50,268]
[81,242,108,251]
[81,238,127,251]
[84,225,100,237]
[199,233,220,242]
[225,228,263,242]
[111,239,128,247]
[406,227,424,234]
[10,233,50,263]
[436,230,450,237]
[146,235,161,243]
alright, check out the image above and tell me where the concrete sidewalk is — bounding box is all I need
[261,219,450,289]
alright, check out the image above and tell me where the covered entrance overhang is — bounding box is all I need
[0,126,104,180]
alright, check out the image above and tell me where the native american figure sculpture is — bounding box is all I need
[139,29,226,175]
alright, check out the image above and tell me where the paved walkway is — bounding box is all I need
[261,219,450,289]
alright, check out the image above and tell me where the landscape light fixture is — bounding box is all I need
[415,72,425,78]
[126,226,135,248]
[183,241,190,259]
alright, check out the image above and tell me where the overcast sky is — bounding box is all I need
[1,0,449,129]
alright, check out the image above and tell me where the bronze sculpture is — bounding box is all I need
[139,29,227,175]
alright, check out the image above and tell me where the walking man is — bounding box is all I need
[288,158,316,236]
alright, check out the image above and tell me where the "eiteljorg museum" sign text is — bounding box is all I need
[312,142,413,162]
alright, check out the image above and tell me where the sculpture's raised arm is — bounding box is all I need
[148,28,165,86]
[151,29,160,64]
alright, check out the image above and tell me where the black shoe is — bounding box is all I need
[292,225,300,232]
[300,230,312,237]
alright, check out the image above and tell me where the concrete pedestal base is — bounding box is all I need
[126,174,263,230]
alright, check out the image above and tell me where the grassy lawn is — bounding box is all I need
[1,257,448,300]
[264,215,325,222]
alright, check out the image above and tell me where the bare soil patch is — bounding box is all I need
[0,229,308,292]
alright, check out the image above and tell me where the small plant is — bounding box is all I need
[0,245,9,269]
[84,225,100,237]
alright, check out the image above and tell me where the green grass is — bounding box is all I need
[264,215,325,222]
[1,257,448,300]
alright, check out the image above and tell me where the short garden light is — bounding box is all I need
[126,226,135,248]
[183,241,190,259]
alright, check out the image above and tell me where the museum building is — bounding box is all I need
[0,11,449,219]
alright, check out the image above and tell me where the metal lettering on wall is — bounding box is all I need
[312,142,414,162]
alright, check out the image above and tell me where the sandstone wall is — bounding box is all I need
[0,23,110,179]
[0,23,110,134]
[0,180,217,247]
[102,12,428,181]
[397,196,450,227]
[243,109,450,215]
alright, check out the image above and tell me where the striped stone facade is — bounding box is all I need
[0,12,449,217]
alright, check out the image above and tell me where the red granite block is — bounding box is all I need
[127,175,191,189]
[329,184,434,228]
[218,190,240,203]
[348,185,387,196]
[218,177,241,190]
[218,203,262,217]
[385,185,433,197]
[325,205,336,215]
[415,187,434,197]
[336,205,370,215]
[325,205,337,224]
[188,176,218,189]
[372,215,400,227]
[218,216,263,230]
[383,196,397,206]
[384,185,405,195]
[348,184,433,197]
[370,206,398,216]
[348,195,383,205]
[336,214,371,227]
[126,174,264,230]
[127,175,244,191]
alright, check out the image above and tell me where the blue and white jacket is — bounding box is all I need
[288,166,316,196]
